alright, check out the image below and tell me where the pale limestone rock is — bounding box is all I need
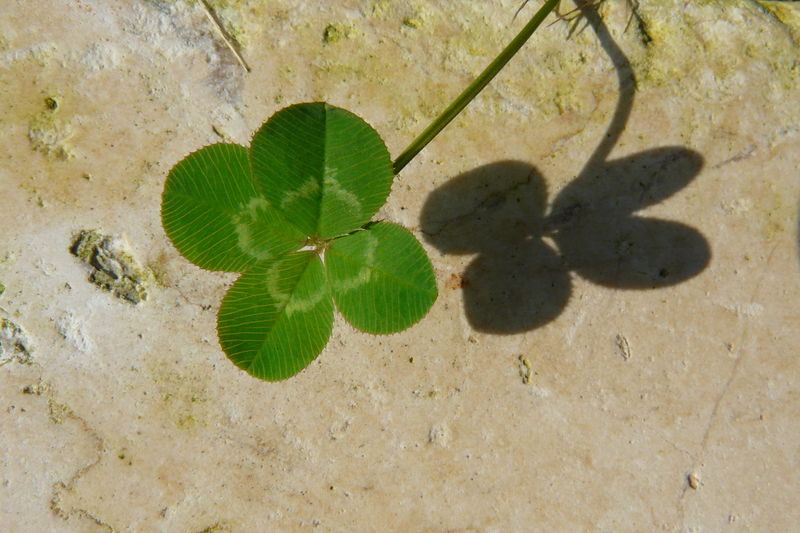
[0,1,799,531]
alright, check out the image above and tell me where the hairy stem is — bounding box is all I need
[392,0,561,174]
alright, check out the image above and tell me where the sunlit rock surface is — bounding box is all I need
[1,0,799,530]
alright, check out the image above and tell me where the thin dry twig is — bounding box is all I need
[199,0,251,72]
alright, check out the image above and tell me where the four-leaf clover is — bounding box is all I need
[162,102,437,380]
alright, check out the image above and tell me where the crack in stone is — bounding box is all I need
[675,241,780,528]
[47,394,111,532]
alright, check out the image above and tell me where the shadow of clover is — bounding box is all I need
[420,4,711,334]
[421,150,710,334]
[422,161,570,333]
[547,147,709,288]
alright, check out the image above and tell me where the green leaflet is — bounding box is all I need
[250,103,394,239]
[217,252,333,381]
[161,144,305,272]
[326,222,437,334]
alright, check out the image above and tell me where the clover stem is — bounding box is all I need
[392,0,561,174]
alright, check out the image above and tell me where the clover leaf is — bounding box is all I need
[162,102,437,380]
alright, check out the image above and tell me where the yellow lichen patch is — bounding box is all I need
[323,23,352,44]
[203,0,247,52]
[22,380,51,396]
[518,355,532,384]
[403,17,422,29]
[0,317,34,366]
[70,230,150,304]
[47,398,74,424]
[195,521,231,533]
[369,0,394,18]
[149,364,210,431]
[153,0,271,52]
[367,0,431,27]
[632,1,798,95]
[758,1,800,44]
[207,0,272,48]
[28,95,74,160]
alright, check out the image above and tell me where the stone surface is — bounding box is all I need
[1,0,799,531]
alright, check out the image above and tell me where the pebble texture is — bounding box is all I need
[1,0,799,530]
